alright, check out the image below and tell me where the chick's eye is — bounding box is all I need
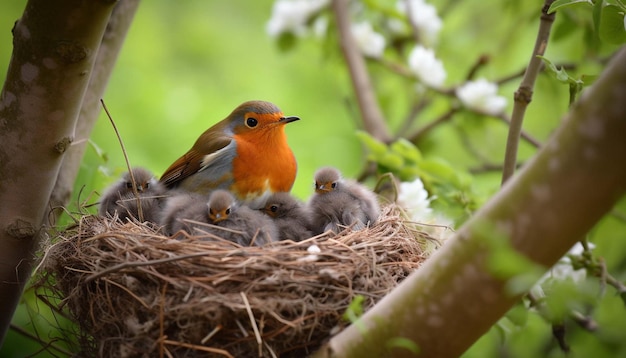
[246,117,258,128]
[331,182,337,189]
[126,182,133,189]
[270,205,278,213]
[144,182,150,189]
[225,208,231,215]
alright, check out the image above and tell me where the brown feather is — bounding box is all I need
[160,129,232,188]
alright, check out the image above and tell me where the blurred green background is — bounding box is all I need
[1,0,625,357]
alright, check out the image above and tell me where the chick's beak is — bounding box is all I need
[315,182,333,194]
[212,209,230,223]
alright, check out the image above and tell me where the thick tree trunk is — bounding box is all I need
[47,0,141,223]
[314,47,626,357]
[0,0,118,344]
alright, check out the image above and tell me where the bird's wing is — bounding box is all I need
[160,136,233,188]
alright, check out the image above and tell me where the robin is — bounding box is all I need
[261,192,313,242]
[308,167,381,235]
[99,167,166,223]
[160,100,300,209]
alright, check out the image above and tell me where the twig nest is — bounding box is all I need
[35,204,435,357]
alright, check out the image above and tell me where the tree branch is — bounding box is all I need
[46,0,141,224]
[501,0,556,184]
[313,46,626,357]
[497,113,542,148]
[407,106,458,143]
[0,0,117,344]
[332,0,392,143]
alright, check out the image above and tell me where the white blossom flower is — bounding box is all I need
[398,177,433,222]
[351,22,386,58]
[398,177,454,250]
[397,0,442,45]
[266,0,329,37]
[407,45,446,88]
[456,79,508,116]
[532,242,596,299]
[312,15,329,38]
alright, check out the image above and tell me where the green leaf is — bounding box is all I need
[472,221,545,292]
[355,131,388,157]
[390,138,422,163]
[88,139,108,162]
[580,73,598,85]
[599,5,626,44]
[398,167,421,181]
[419,159,457,183]
[343,295,365,323]
[537,55,572,84]
[505,303,529,327]
[593,0,605,35]
[379,152,405,170]
[487,248,541,280]
[493,321,509,344]
[505,272,545,296]
[385,337,420,354]
[343,295,367,334]
[552,11,583,42]
[548,0,593,14]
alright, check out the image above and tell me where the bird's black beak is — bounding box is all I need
[279,116,300,124]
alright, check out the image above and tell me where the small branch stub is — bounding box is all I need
[54,136,73,153]
[6,219,36,240]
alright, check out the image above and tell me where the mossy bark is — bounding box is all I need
[0,0,127,343]
[47,0,140,222]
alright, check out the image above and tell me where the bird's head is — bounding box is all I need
[314,167,342,194]
[207,190,236,223]
[123,167,156,193]
[225,101,299,139]
[261,192,296,218]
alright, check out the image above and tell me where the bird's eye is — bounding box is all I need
[144,182,150,189]
[126,182,133,189]
[331,182,337,189]
[270,205,278,213]
[246,117,258,128]
[225,208,231,215]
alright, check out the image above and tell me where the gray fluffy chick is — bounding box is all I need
[98,167,166,223]
[161,190,278,246]
[261,192,313,241]
[308,167,380,235]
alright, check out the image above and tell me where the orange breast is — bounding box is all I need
[231,128,297,199]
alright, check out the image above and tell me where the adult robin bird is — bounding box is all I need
[160,100,300,209]
[162,190,278,246]
[99,167,166,223]
[308,167,381,235]
[261,192,313,242]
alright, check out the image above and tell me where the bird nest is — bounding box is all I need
[33,204,437,357]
